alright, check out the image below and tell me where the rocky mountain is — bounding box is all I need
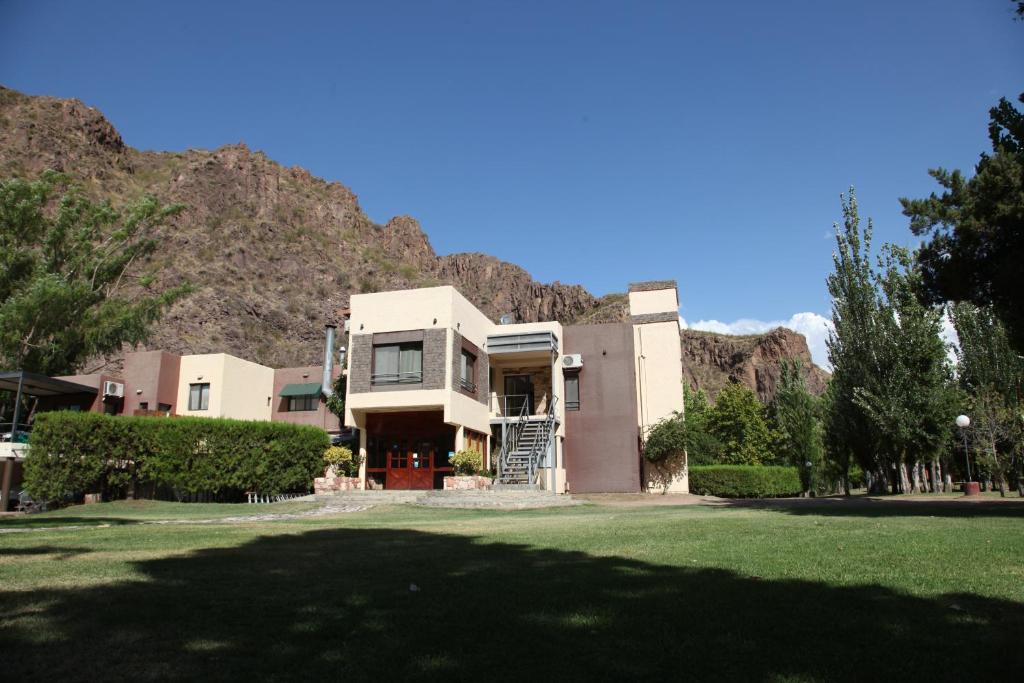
[681,327,829,402]
[0,85,827,401]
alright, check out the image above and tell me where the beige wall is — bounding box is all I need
[177,354,274,421]
[629,285,687,493]
[628,288,679,316]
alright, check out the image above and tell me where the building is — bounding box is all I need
[344,280,685,494]
[1,343,344,511]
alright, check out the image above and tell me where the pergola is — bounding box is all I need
[0,370,97,511]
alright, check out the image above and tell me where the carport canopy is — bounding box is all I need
[0,370,98,397]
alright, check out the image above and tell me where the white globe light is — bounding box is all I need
[956,415,970,428]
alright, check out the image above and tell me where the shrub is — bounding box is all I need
[24,411,330,501]
[450,448,483,476]
[323,444,361,477]
[689,465,802,498]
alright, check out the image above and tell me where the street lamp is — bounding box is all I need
[955,414,971,482]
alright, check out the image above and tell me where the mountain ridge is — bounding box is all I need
[0,85,827,401]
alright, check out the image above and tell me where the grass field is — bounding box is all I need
[2,498,1022,682]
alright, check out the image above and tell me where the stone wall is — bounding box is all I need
[314,475,363,494]
[443,475,493,491]
[348,329,447,393]
[451,332,489,404]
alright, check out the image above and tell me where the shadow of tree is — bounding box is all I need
[0,545,92,558]
[1,527,1021,681]
[713,496,1024,518]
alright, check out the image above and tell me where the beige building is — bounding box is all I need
[176,353,276,421]
[344,280,684,494]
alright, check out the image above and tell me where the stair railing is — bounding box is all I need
[497,397,530,483]
[527,396,559,486]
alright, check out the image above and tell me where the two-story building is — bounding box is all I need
[343,280,686,494]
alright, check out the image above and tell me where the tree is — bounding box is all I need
[825,191,886,492]
[852,245,955,494]
[771,360,823,495]
[0,172,191,375]
[900,93,1024,353]
[825,191,955,494]
[949,302,1024,495]
[706,383,776,465]
[681,384,722,465]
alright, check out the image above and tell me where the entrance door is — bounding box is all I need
[504,374,534,415]
[385,439,435,490]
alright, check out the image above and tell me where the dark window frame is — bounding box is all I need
[459,349,476,394]
[565,374,580,411]
[287,394,319,412]
[371,342,424,386]
[188,383,210,411]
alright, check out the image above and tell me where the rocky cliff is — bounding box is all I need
[0,85,827,401]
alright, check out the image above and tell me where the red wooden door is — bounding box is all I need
[409,445,434,490]
[387,443,411,490]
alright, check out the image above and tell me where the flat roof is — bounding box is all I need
[0,370,99,397]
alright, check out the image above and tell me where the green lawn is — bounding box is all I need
[2,499,1022,682]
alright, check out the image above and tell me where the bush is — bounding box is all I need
[24,411,330,501]
[323,444,361,477]
[450,448,483,475]
[689,465,802,498]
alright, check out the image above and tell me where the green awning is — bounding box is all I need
[278,382,322,397]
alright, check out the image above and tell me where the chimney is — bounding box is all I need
[322,324,337,397]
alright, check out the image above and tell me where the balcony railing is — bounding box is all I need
[371,371,423,386]
[459,377,477,393]
[0,422,31,443]
[490,394,534,417]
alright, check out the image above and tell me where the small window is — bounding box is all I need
[565,375,580,411]
[158,403,172,413]
[459,350,476,393]
[372,343,423,385]
[139,402,149,411]
[288,394,318,412]
[189,383,210,411]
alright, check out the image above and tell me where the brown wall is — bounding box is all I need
[123,350,181,415]
[272,365,342,432]
[53,372,123,415]
[563,323,642,493]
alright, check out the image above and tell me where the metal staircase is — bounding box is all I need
[496,396,558,487]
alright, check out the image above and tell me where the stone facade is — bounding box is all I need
[628,280,678,293]
[631,311,679,325]
[451,332,489,404]
[314,475,363,494]
[443,475,493,490]
[498,365,553,414]
[348,329,447,393]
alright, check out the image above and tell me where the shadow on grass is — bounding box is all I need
[0,516,145,529]
[0,545,92,558]
[714,495,1024,519]
[1,527,1021,682]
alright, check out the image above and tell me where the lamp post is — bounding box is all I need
[955,414,979,496]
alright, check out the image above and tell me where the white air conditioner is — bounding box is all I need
[103,381,125,398]
[562,354,583,370]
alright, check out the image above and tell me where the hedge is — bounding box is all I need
[23,411,329,501]
[689,465,802,498]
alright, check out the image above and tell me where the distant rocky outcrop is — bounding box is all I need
[0,85,828,402]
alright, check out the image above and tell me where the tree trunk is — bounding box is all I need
[930,459,939,493]
[997,472,1008,498]
[911,462,920,494]
[842,472,851,496]
[898,463,911,495]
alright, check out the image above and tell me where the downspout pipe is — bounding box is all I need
[322,324,337,398]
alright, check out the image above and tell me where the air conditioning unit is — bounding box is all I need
[562,354,583,370]
[103,381,125,398]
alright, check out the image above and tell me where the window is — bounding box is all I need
[459,350,476,393]
[189,383,210,411]
[138,402,148,411]
[288,394,318,411]
[565,375,580,411]
[372,343,423,385]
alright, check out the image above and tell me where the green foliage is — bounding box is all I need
[451,448,484,475]
[825,191,956,493]
[771,360,823,493]
[323,444,361,477]
[682,385,723,464]
[24,411,329,501]
[706,383,776,465]
[0,172,192,375]
[643,412,687,463]
[900,93,1024,353]
[688,465,803,498]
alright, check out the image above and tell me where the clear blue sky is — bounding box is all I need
[1,1,1021,345]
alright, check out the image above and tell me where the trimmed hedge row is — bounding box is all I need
[24,411,329,501]
[689,465,802,498]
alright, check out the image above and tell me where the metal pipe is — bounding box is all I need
[322,324,337,397]
[11,371,24,438]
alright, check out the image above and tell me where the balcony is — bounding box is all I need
[486,330,559,356]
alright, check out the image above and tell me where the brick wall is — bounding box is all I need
[422,329,447,390]
[451,332,490,404]
[348,334,373,394]
[349,328,448,393]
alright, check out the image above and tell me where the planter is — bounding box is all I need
[83,493,102,504]
[314,476,363,494]
[443,475,493,491]
[962,481,981,497]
